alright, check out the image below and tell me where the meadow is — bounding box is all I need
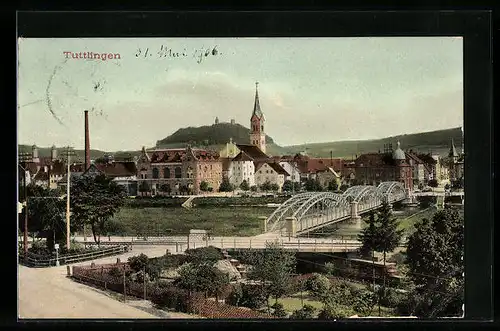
[110,206,273,237]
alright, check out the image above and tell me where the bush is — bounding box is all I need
[317,305,354,319]
[239,284,267,309]
[352,290,376,316]
[226,284,243,307]
[28,240,51,256]
[324,262,340,277]
[128,253,149,272]
[290,304,316,319]
[271,302,287,318]
[378,287,405,309]
[108,266,123,278]
[150,286,191,312]
[184,246,224,265]
[305,273,331,300]
[428,179,438,188]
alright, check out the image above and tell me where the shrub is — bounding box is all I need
[290,304,316,319]
[378,287,405,308]
[352,290,376,316]
[184,246,224,265]
[128,253,149,272]
[317,305,354,319]
[239,284,267,309]
[305,273,331,300]
[108,266,123,278]
[271,302,287,318]
[324,262,340,277]
[150,286,191,312]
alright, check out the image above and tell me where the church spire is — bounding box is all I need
[252,81,264,119]
[449,138,458,158]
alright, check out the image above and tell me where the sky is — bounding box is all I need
[17,37,463,152]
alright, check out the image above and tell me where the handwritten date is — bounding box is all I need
[135,45,220,64]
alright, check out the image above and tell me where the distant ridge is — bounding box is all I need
[18,127,462,160]
[284,127,463,158]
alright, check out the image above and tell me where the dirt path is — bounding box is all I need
[18,246,198,319]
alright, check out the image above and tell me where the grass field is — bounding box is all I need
[111,206,273,236]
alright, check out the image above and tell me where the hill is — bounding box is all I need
[156,122,276,147]
[285,127,463,159]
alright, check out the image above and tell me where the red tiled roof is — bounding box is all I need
[306,158,343,173]
[147,148,220,163]
[95,161,137,177]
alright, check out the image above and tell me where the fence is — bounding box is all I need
[19,245,131,268]
[71,262,273,319]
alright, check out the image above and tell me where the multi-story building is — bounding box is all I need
[254,162,287,189]
[136,145,223,195]
[353,141,413,193]
[228,151,256,188]
[316,167,342,189]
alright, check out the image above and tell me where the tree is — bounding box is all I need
[270,183,280,192]
[282,180,293,193]
[305,273,331,301]
[317,305,354,319]
[71,174,126,245]
[250,185,258,192]
[219,178,234,192]
[239,180,250,191]
[260,181,272,192]
[304,178,323,191]
[324,262,340,277]
[128,253,149,272]
[327,180,338,192]
[138,181,150,195]
[339,184,349,192]
[177,262,229,300]
[244,242,296,312]
[405,208,464,318]
[23,185,66,251]
[358,205,404,313]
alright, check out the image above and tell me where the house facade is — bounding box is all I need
[228,151,256,188]
[136,145,223,195]
[254,162,287,190]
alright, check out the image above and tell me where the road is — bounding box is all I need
[18,248,200,319]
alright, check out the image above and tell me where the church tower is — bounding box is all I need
[249,82,266,153]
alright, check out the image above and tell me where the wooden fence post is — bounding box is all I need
[123,269,127,303]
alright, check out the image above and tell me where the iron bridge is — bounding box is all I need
[266,181,407,235]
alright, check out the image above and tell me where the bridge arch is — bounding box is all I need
[291,192,349,220]
[267,192,322,231]
[377,181,406,203]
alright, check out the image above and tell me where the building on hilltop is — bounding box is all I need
[136,145,223,196]
[249,82,266,154]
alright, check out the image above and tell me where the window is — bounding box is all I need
[175,167,182,178]
[163,167,170,178]
[152,168,159,179]
[261,125,264,131]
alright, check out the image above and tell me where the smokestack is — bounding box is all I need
[84,110,90,170]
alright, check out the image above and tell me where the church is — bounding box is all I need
[227,83,289,191]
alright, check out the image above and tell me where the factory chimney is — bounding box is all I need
[84,110,90,171]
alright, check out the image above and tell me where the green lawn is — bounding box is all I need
[111,206,272,236]
[268,292,396,317]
